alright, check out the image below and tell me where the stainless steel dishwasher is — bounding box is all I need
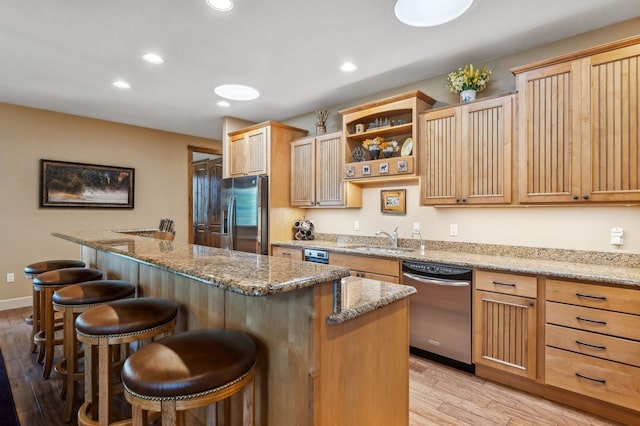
[402,260,474,372]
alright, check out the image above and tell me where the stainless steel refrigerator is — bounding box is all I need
[221,175,269,254]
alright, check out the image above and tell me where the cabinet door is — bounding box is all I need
[420,107,461,205]
[245,127,268,175]
[586,43,640,202]
[516,61,583,203]
[315,132,345,206]
[291,137,316,207]
[473,290,537,379]
[461,96,512,204]
[229,133,247,177]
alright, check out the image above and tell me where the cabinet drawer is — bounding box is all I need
[475,270,537,298]
[351,271,399,284]
[271,246,303,261]
[545,346,640,410]
[546,279,640,315]
[330,253,400,278]
[546,301,640,341]
[546,324,640,367]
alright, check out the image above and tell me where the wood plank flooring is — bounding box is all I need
[0,306,621,425]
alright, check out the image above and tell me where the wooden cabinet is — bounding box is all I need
[339,90,435,183]
[226,121,307,179]
[329,252,400,283]
[420,95,513,205]
[473,270,537,379]
[544,279,640,411]
[271,245,304,261]
[513,37,640,203]
[291,132,362,208]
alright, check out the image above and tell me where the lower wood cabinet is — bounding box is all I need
[473,270,537,379]
[544,279,640,412]
[329,252,400,283]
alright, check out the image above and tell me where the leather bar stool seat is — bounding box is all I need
[32,267,103,379]
[75,298,179,426]
[122,329,256,426]
[52,280,137,423]
[24,259,85,351]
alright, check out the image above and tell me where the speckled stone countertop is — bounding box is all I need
[328,276,416,324]
[52,230,417,324]
[273,237,640,287]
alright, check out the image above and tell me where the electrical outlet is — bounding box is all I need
[6,273,15,283]
[413,222,420,232]
[354,220,360,231]
[449,224,458,237]
[610,227,623,245]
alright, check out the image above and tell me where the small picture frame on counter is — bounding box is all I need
[380,189,406,215]
[345,165,355,177]
[379,162,389,174]
[397,160,408,173]
[362,164,371,175]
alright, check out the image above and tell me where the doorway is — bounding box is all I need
[188,146,223,247]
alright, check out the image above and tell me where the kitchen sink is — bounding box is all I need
[348,245,415,255]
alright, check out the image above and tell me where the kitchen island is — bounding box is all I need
[53,230,415,426]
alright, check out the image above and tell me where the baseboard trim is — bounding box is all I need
[0,296,31,311]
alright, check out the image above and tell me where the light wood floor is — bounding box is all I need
[0,306,621,425]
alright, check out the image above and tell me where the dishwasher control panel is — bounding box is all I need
[402,261,471,277]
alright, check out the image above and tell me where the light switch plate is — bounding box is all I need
[450,224,458,236]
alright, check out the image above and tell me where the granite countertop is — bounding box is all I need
[272,239,640,287]
[53,230,351,296]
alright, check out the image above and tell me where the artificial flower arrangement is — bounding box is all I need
[380,139,399,152]
[362,136,385,149]
[445,64,492,93]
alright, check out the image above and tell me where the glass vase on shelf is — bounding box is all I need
[383,148,394,158]
[369,146,381,160]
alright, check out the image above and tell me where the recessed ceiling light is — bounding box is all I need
[394,0,473,27]
[112,80,131,89]
[340,62,357,72]
[207,0,233,11]
[217,100,231,107]
[214,84,260,101]
[142,53,164,64]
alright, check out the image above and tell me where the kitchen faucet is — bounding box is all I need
[412,229,426,254]
[376,227,399,248]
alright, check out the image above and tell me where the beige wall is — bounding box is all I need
[284,17,640,254]
[0,103,220,307]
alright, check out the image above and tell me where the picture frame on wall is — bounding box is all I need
[380,189,406,215]
[40,159,135,208]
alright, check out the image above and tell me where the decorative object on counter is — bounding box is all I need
[316,109,328,135]
[355,123,366,133]
[379,162,389,174]
[158,218,175,235]
[401,137,413,156]
[380,139,399,158]
[397,160,409,173]
[345,165,355,177]
[362,164,371,175]
[351,146,366,162]
[293,218,315,240]
[381,189,406,215]
[40,159,134,208]
[445,63,491,102]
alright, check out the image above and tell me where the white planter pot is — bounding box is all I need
[460,89,477,102]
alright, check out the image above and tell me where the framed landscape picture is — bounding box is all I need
[40,159,134,208]
[380,189,406,215]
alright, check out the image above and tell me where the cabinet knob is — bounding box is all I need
[583,195,589,200]
[462,198,467,203]
[456,198,460,203]
[573,195,579,200]
[528,301,535,307]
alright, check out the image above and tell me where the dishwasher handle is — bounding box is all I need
[402,272,470,287]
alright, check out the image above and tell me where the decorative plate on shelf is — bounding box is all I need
[352,146,367,162]
[401,138,413,156]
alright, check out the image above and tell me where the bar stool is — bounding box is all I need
[32,267,103,379]
[75,297,179,426]
[122,329,256,426]
[24,259,86,351]
[52,280,137,423]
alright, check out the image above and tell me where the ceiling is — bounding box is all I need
[1,0,639,140]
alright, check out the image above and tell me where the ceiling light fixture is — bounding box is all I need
[112,80,131,89]
[340,62,357,72]
[394,0,473,27]
[142,53,164,64]
[217,100,231,107]
[214,84,259,101]
[207,0,233,11]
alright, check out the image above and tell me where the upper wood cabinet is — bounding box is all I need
[226,121,307,179]
[513,37,640,203]
[419,94,513,205]
[291,132,362,208]
[339,90,435,183]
